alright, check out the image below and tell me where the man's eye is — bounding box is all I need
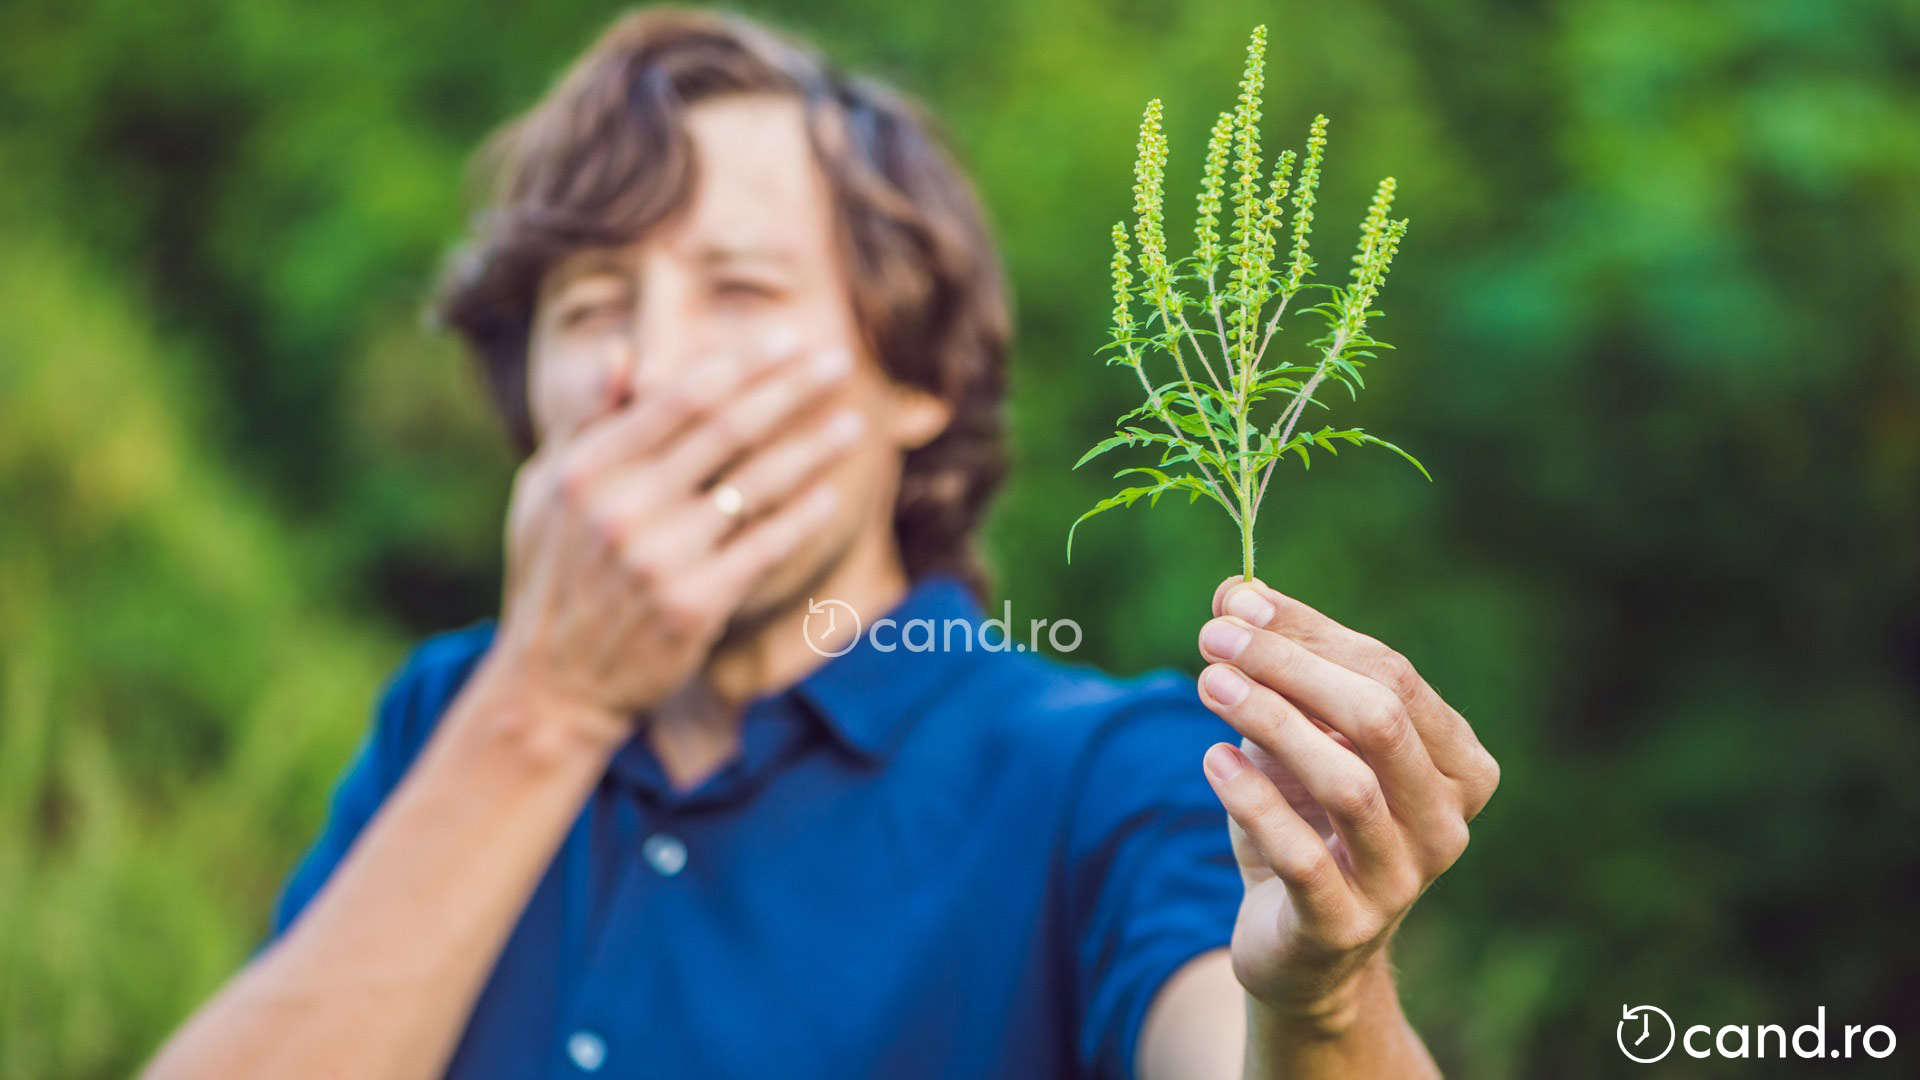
[560,301,626,329]
[713,279,779,303]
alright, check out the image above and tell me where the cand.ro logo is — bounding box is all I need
[1617,1003,1895,1063]
[1619,1005,1677,1063]
[800,598,1083,658]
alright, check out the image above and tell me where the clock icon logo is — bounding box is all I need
[1617,1004,1676,1063]
[802,597,862,658]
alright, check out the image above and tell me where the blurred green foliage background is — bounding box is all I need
[2,0,1916,1076]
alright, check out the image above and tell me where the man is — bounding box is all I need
[144,8,1498,1079]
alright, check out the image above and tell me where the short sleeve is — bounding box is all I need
[266,623,496,941]
[1064,677,1244,1080]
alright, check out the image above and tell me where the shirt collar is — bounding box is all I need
[792,575,988,763]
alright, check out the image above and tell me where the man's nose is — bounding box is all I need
[620,280,700,399]
[594,336,640,409]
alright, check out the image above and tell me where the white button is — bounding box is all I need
[642,832,688,877]
[566,1030,606,1072]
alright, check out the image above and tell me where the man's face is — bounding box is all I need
[525,94,946,619]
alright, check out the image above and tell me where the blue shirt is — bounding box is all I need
[271,577,1242,1080]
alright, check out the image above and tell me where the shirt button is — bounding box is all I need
[566,1029,607,1072]
[642,832,688,877]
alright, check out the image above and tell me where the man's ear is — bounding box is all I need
[882,382,952,451]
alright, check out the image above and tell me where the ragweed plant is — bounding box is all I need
[1070,24,1427,580]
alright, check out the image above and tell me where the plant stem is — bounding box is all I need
[1175,308,1228,395]
[1273,365,1328,449]
[1240,487,1256,580]
[1123,350,1236,518]
[1156,292,1239,500]
[1255,331,1343,509]
[1207,275,1233,359]
[1233,287,1256,578]
[1253,290,1296,365]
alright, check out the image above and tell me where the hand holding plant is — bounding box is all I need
[1070,25,1426,579]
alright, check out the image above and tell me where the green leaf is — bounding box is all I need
[1328,352,1367,390]
[1356,433,1433,481]
[1170,410,1213,439]
[1074,432,1136,469]
[1069,473,1190,559]
[1114,465,1172,487]
[1067,487,1155,562]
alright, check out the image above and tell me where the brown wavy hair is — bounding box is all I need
[433,7,1009,594]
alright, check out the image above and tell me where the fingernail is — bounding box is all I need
[1200,618,1250,660]
[1204,742,1246,781]
[1226,586,1275,627]
[824,407,865,444]
[810,346,853,382]
[1201,665,1249,707]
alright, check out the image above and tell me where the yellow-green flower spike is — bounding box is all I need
[1195,111,1233,269]
[1228,25,1270,356]
[1131,99,1170,295]
[1254,148,1298,297]
[1284,114,1329,293]
[1229,27,1269,288]
[1351,175,1397,285]
[1344,217,1409,336]
[1110,220,1135,343]
[1264,149,1297,234]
